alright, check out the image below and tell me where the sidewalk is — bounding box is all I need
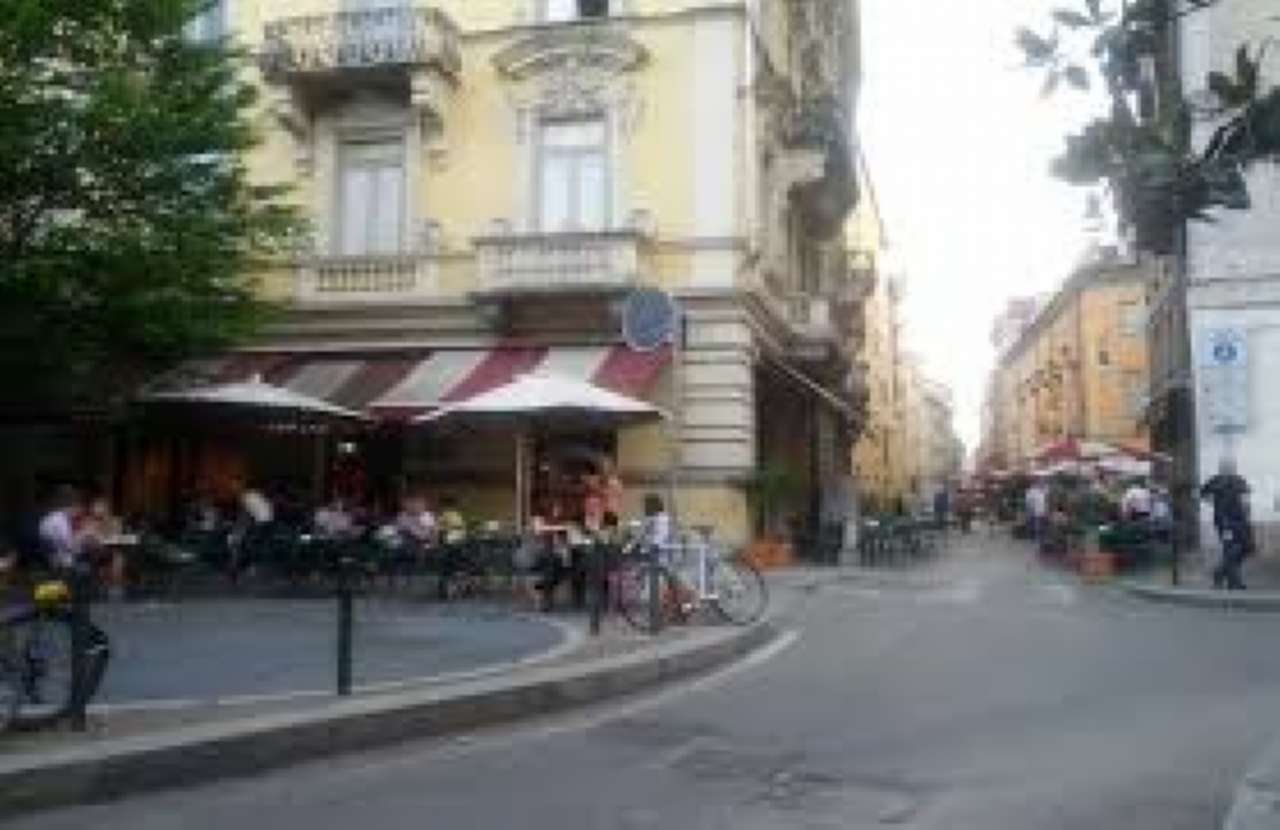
[1118,553,1280,610]
[0,592,784,817]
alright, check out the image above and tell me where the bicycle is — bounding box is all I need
[0,577,111,732]
[616,527,767,633]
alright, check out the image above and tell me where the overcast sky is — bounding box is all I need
[858,0,1108,451]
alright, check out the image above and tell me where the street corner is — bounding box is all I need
[0,616,781,819]
[1117,580,1280,612]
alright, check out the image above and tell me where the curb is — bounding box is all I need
[1225,735,1280,829]
[1117,580,1280,611]
[0,620,778,818]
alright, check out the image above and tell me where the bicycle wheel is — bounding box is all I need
[711,557,768,625]
[616,559,677,633]
[10,613,76,728]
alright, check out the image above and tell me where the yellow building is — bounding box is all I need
[140,0,869,546]
[847,155,906,512]
[982,253,1153,471]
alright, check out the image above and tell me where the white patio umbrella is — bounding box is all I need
[143,375,369,421]
[415,372,667,530]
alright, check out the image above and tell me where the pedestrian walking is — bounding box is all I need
[1200,459,1253,591]
[933,488,951,529]
[1025,481,1049,547]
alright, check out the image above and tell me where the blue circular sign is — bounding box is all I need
[622,289,679,352]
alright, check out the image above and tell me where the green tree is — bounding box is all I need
[0,0,300,412]
[1017,0,1280,252]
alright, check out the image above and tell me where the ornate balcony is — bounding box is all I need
[294,254,436,304]
[261,7,460,83]
[777,95,857,240]
[785,294,839,356]
[260,6,460,136]
[472,229,648,298]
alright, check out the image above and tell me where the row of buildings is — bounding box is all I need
[848,163,964,515]
[981,0,1280,549]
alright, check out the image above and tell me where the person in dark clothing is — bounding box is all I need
[933,489,951,528]
[1201,458,1252,590]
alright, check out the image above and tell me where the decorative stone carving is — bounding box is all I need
[493,24,646,80]
[265,85,314,174]
[260,7,461,83]
[495,23,648,140]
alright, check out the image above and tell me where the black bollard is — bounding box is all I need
[68,568,89,731]
[647,546,661,635]
[337,557,354,696]
[589,542,605,637]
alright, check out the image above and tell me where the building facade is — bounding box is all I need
[1177,1,1280,544]
[847,151,907,512]
[142,0,869,545]
[983,255,1154,471]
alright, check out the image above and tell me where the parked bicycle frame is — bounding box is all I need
[616,525,768,633]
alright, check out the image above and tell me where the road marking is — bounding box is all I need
[1038,583,1077,606]
[921,578,983,605]
[416,628,803,760]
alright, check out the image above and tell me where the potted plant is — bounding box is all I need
[743,462,802,569]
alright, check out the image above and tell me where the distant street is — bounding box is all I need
[20,537,1280,829]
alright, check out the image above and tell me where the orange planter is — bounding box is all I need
[743,538,795,570]
[1080,551,1116,583]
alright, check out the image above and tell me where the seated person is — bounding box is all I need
[395,494,437,547]
[438,496,466,545]
[83,495,128,599]
[314,496,356,539]
[39,485,90,572]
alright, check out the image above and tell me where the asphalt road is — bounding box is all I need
[20,537,1280,829]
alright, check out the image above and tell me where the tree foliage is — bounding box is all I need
[0,0,300,412]
[1017,0,1280,253]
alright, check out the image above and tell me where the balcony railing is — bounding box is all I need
[295,254,435,303]
[261,6,461,82]
[473,230,646,296]
[785,294,834,337]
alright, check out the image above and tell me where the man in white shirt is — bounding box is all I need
[241,487,274,525]
[38,486,86,570]
[642,493,672,552]
[1121,480,1154,521]
[1025,482,1049,545]
[314,496,355,539]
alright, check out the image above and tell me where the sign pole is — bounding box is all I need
[667,311,683,534]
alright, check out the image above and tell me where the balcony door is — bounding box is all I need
[542,0,610,22]
[538,118,608,233]
[337,138,405,256]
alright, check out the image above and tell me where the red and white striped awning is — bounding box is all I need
[184,344,670,420]
[372,344,670,417]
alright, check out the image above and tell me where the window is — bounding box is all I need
[1098,345,1111,366]
[1120,302,1146,337]
[337,139,405,256]
[1124,371,1146,416]
[542,0,610,21]
[538,118,608,232]
[186,0,226,42]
